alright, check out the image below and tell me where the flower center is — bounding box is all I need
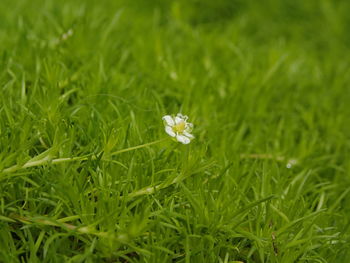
[172,121,186,133]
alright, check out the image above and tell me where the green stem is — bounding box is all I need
[1,138,168,174]
[240,154,298,166]
[109,138,167,156]
[8,213,108,238]
[240,153,286,161]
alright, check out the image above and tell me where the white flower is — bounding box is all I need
[162,113,194,144]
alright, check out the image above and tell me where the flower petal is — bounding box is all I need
[176,134,191,144]
[183,131,194,139]
[185,122,193,132]
[177,113,188,121]
[162,115,175,126]
[174,116,183,124]
[165,126,176,137]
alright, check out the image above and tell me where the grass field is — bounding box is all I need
[1,0,350,262]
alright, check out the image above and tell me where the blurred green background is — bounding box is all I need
[0,0,350,262]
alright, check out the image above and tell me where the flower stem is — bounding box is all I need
[109,138,167,156]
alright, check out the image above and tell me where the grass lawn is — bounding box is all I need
[1,0,350,262]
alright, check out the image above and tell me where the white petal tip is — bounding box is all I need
[176,134,191,144]
[162,115,175,126]
[165,126,176,137]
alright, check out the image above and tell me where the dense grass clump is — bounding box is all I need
[0,0,350,262]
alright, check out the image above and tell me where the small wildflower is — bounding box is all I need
[162,113,194,144]
[286,159,298,169]
[62,29,74,41]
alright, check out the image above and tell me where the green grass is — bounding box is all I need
[1,0,350,262]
